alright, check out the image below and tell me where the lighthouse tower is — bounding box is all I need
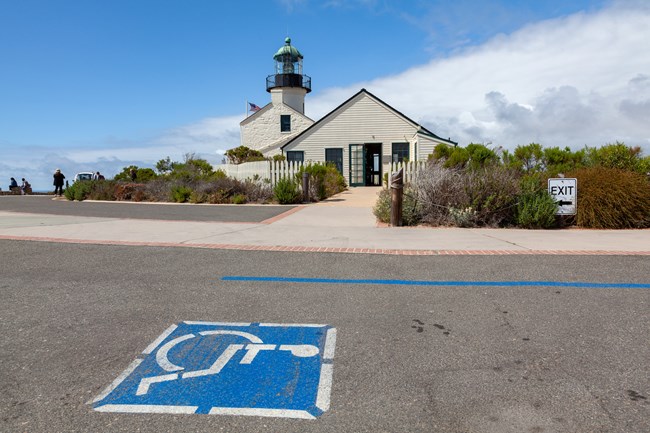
[266,37,311,114]
[240,37,314,155]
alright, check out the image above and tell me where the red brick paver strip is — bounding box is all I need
[1,235,649,255]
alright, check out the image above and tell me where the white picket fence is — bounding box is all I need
[222,160,425,186]
[389,160,427,184]
[221,160,303,186]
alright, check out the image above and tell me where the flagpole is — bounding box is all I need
[246,100,249,117]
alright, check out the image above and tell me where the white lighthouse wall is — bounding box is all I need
[270,88,307,114]
[240,103,314,155]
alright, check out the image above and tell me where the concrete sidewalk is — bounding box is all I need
[0,188,649,255]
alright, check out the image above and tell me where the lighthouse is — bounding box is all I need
[240,37,315,155]
[266,37,311,114]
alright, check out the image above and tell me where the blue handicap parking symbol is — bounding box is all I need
[90,321,336,419]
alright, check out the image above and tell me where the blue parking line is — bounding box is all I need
[222,276,650,289]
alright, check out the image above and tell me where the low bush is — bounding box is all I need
[462,166,520,227]
[298,162,347,200]
[64,180,93,201]
[373,187,422,226]
[448,206,477,228]
[231,193,247,204]
[570,167,650,228]
[114,183,147,201]
[412,161,467,226]
[516,175,557,229]
[86,180,117,201]
[170,185,193,203]
[274,177,301,204]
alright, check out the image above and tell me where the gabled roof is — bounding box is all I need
[281,88,456,149]
[240,101,314,126]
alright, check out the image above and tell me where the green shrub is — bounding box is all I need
[231,193,247,204]
[114,166,158,182]
[274,177,301,204]
[585,142,648,174]
[516,176,557,229]
[373,187,422,226]
[570,167,650,228]
[297,162,346,200]
[225,146,266,164]
[64,180,93,201]
[170,185,192,203]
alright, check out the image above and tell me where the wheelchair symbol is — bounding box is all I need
[137,330,319,396]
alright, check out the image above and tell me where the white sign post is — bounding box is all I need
[548,178,577,215]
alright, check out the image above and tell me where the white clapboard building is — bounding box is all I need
[240,38,456,186]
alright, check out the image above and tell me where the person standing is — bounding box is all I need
[53,169,65,196]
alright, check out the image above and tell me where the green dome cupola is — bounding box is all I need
[266,37,311,94]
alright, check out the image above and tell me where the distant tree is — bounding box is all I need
[114,165,157,182]
[585,142,649,174]
[466,143,498,169]
[513,143,544,173]
[225,146,266,164]
[156,157,175,174]
[430,143,453,161]
[541,146,585,176]
[444,147,470,169]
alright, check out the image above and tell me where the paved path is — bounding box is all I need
[1,190,649,255]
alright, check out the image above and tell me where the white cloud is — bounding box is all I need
[305,2,650,149]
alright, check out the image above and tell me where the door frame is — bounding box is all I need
[348,143,382,187]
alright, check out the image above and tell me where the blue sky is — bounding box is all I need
[2,0,648,190]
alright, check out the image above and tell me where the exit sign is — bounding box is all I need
[548,178,577,215]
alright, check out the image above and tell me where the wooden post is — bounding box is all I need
[302,172,310,203]
[390,168,403,227]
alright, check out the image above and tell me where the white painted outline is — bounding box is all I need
[209,407,316,419]
[259,323,326,327]
[96,404,198,414]
[90,358,143,404]
[315,363,334,412]
[142,324,178,355]
[184,321,251,327]
[323,328,337,360]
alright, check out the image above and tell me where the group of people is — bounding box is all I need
[52,169,105,196]
[6,169,106,196]
[8,177,31,195]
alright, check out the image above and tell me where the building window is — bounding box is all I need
[325,148,343,174]
[281,115,291,132]
[392,142,409,163]
[286,151,304,163]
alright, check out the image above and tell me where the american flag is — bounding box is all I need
[249,102,262,112]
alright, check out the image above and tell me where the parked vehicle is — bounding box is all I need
[74,172,94,182]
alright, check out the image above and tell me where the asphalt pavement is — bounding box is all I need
[1,241,648,432]
[0,190,648,432]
